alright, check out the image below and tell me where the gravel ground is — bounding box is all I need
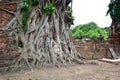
[0,60,120,80]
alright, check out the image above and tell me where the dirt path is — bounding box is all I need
[0,60,120,80]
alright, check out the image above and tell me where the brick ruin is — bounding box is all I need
[0,0,17,59]
[0,0,120,60]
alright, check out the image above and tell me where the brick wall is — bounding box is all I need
[74,40,120,59]
[0,1,17,58]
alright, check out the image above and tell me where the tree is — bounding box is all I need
[106,0,120,37]
[72,22,108,40]
[0,0,84,70]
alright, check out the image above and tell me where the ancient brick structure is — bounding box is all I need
[0,0,17,58]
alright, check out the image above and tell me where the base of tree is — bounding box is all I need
[0,0,88,71]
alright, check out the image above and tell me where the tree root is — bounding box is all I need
[1,0,87,70]
[0,6,15,15]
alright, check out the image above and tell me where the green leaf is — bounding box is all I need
[71,22,108,40]
[43,3,56,15]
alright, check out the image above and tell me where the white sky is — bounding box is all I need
[72,0,112,28]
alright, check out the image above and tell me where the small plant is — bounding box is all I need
[20,2,29,10]
[43,3,56,15]
[20,0,39,31]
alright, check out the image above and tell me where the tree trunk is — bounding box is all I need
[1,0,84,69]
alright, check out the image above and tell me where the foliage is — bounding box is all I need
[66,6,73,14]
[71,22,108,40]
[106,0,120,24]
[43,3,56,15]
[20,0,39,31]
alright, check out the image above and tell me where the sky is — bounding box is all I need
[72,0,112,28]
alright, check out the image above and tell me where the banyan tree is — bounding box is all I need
[1,0,84,70]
